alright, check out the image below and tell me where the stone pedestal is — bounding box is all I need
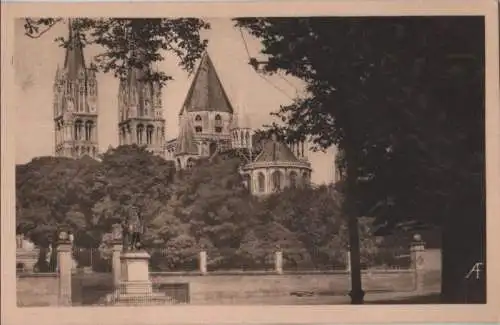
[119,251,153,295]
[104,250,174,305]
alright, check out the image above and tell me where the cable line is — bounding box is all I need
[238,27,296,101]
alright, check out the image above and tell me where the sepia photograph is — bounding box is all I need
[2,1,499,324]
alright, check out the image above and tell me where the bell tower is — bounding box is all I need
[118,48,165,156]
[53,19,99,159]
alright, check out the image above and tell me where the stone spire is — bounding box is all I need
[179,51,234,115]
[63,19,86,81]
[230,88,252,150]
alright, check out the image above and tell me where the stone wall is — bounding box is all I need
[150,270,416,304]
[17,273,59,307]
[17,269,440,306]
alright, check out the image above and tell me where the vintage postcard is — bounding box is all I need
[1,0,499,324]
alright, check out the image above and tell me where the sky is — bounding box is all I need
[14,18,336,185]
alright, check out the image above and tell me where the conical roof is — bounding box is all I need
[179,52,234,115]
[254,134,299,163]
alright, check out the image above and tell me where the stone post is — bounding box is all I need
[111,224,123,288]
[199,250,207,275]
[345,248,351,272]
[346,246,352,291]
[275,249,283,275]
[56,229,73,306]
[410,234,426,293]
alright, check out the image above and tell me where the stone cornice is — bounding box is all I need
[242,160,312,171]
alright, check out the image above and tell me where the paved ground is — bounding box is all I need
[191,290,441,305]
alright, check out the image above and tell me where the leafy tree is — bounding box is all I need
[16,155,99,270]
[16,156,99,246]
[172,154,260,269]
[24,18,210,85]
[236,16,485,302]
[90,145,177,242]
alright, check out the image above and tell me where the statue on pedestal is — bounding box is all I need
[121,207,145,252]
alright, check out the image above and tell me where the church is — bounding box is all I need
[52,21,313,196]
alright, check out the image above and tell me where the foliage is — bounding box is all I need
[16,155,99,247]
[90,145,176,239]
[17,147,389,272]
[236,16,485,301]
[24,18,210,85]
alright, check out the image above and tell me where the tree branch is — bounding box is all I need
[24,18,63,39]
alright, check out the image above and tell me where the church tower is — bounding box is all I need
[118,48,165,156]
[230,95,253,153]
[53,19,99,159]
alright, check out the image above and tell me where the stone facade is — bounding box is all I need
[117,51,166,157]
[53,20,99,159]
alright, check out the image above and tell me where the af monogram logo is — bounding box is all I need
[465,262,484,280]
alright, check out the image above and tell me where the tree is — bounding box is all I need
[172,153,260,269]
[90,145,177,241]
[236,16,485,303]
[16,155,99,270]
[24,18,210,85]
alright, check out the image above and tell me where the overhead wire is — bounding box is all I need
[238,27,297,101]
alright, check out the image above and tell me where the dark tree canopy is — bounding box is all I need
[236,16,486,302]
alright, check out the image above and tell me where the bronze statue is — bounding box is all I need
[121,207,144,252]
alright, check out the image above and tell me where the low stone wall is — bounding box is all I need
[17,273,59,307]
[150,270,416,304]
[17,269,439,306]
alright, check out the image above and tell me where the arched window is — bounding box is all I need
[79,85,85,112]
[137,124,144,144]
[195,126,203,133]
[85,121,93,141]
[272,171,283,192]
[214,114,222,133]
[89,80,95,96]
[144,100,150,116]
[302,172,310,185]
[289,171,298,188]
[195,115,202,122]
[146,125,154,145]
[187,158,195,169]
[258,173,265,193]
[74,120,83,140]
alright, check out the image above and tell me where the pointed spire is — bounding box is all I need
[231,87,251,130]
[179,51,234,115]
[63,19,86,80]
